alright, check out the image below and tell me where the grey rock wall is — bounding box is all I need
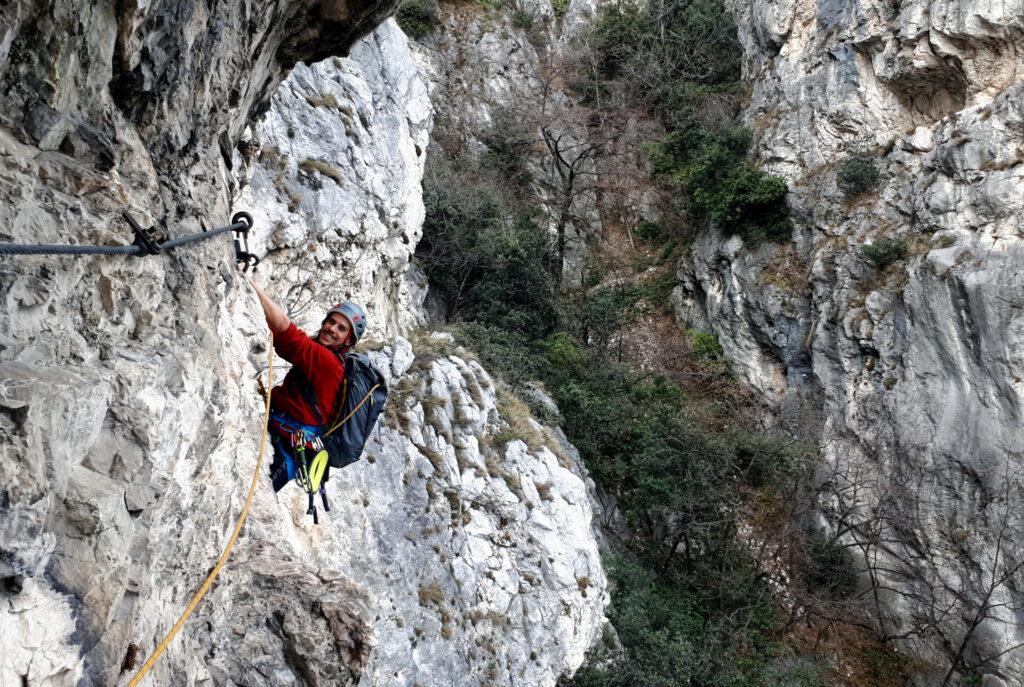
[0,4,607,687]
[236,20,434,335]
[673,0,1024,679]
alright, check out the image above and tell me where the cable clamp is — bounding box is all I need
[124,213,164,257]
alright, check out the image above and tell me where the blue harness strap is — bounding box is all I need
[269,412,321,491]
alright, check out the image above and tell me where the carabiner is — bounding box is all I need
[231,211,259,272]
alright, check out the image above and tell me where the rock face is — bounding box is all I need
[235,20,434,334]
[0,5,607,687]
[674,0,1024,678]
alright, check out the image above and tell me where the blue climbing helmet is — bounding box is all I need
[325,301,367,345]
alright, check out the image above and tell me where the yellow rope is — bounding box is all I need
[129,332,275,686]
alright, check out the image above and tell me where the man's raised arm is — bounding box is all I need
[249,278,291,335]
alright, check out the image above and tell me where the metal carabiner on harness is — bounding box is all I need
[231,211,259,272]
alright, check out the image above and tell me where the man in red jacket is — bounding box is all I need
[248,278,367,493]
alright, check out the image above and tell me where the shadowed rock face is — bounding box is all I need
[671,0,1024,680]
[1,1,398,177]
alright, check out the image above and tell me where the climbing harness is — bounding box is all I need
[0,211,259,271]
[270,412,332,523]
[127,332,275,687]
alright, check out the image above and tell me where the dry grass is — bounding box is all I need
[542,428,574,470]
[496,388,545,451]
[299,158,345,185]
[577,576,591,597]
[758,244,811,296]
[454,403,476,426]
[484,451,503,478]
[260,146,287,169]
[444,489,461,514]
[354,337,389,352]
[535,481,553,501]
[468,608,509,628]
[502,471,524,500]
[305,92,340,109]
[418,583,445,606]
[409,330,459,371]
[455,448,476,474]
[440,609,454,640]
[422,395,447,413]
[420,446,446,472]
[466,378,487,406]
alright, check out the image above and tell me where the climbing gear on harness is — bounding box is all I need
[128,332,275,687]
[325,302,368,345]
[269,412,333,523]
[269,351,387,523]
[0,211,256,261]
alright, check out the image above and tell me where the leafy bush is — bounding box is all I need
[570,556,827,687]
[861,237,907,270]
[687,328,725,363]
[395,0,440,38]
[838,154,881,197]
[552,0,570,17]
[652,126,792,246]
[511,8,535,30]
[450,277,827,686]
[417,153,557,335]
[633,219,663,243]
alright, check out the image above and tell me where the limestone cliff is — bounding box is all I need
[0,4,606,686]
[672,0,1024,680]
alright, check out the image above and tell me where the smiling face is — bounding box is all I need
[317,312,353,349]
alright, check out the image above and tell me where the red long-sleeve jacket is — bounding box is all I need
[270,323,346,427]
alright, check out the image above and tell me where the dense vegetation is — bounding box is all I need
[394,0,440,38]
[583,0,792,246]
[419,140,828,687]
[838,154,881,197]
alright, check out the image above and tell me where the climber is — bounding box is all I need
[246,276,367,497]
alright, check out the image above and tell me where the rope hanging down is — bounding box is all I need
[0,211,260,270]
[127,334,275,686]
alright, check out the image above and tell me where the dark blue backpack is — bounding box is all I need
[299,351,388,468]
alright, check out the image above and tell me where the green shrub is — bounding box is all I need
[658,240,678,263]
[837,154,881,197]
[552,0,570,17]
[861,237,907,270]
[652,125,792,246]
[633,219,663,243]
[687,328,725,363]
[395,0,440,38]
[569,555,827,687]
[511,8,535,30]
